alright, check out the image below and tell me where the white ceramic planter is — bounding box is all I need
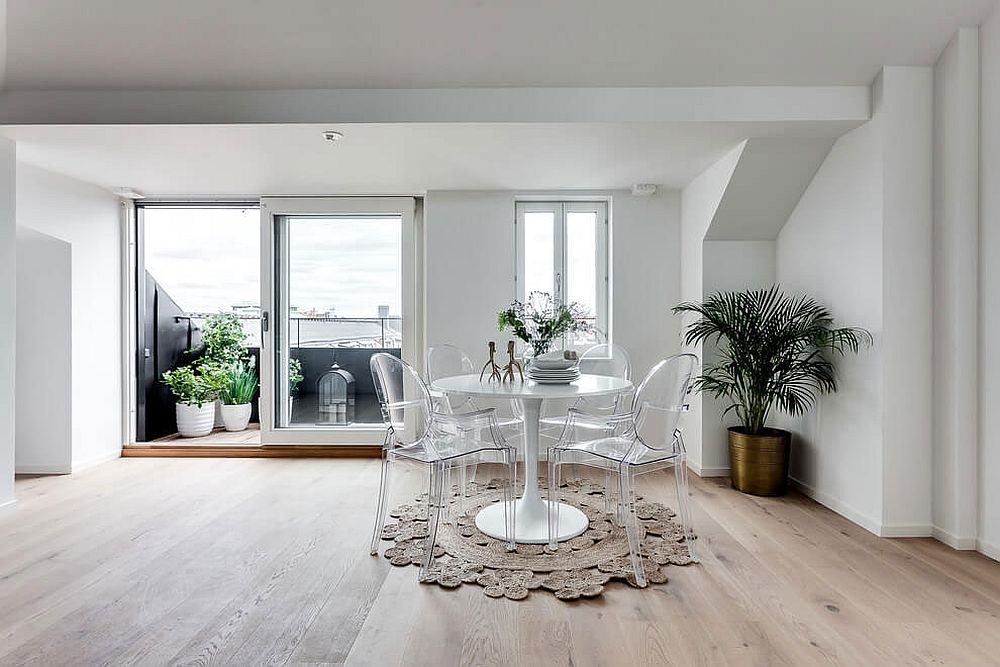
[221,403,252,432]
[176,402,215,437]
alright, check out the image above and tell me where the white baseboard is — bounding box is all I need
[789,476,884,536]
[932,526,979,551]
[687,461,730,478]
[879,523,933,538]
[15,463,72,475]
[978,538,1000,562]
[71,449,121,472]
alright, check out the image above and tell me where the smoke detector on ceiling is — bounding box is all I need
[631,183,657,197]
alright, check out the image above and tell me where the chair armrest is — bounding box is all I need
[566,407,637,427]
[384,398,426,411]
[432,406,496,427]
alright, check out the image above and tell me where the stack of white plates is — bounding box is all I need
[527,366,581,384]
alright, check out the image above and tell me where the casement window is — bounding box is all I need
[514,200,610,347]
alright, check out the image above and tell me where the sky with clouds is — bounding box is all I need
[143,207,401,317]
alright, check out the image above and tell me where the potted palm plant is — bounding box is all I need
[220,359,259,432]
[161,363,227,437]
[674,286,871,496]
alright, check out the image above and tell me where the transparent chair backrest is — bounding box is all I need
[425,343,476,382]
[579,343,631,380]
[370,353,431,447]
[631,354,697,450]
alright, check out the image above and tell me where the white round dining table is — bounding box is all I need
[430,373,633,544]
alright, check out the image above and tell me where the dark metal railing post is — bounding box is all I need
[381,318,386,348]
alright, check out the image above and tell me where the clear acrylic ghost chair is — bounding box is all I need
[370,353,517,580]
[547,354,698,587]
[425,344,524,430]
[539,342,633,433]
[537,342,632,509]
[425,344,524,513]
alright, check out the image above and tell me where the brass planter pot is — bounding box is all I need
[728,427,791,496]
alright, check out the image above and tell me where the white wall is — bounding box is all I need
[979,8,1000,560]
[776,68,934,536]
[424,189,681,384]
[0,137,15,509]
[880,67,934,533]
[15,227,73,473]
[678,144,745,474]
[16,162,122,470]
[932,28,981,549]
[700,241,776,474]
[776,106,885,532]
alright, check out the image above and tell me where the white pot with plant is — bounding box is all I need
[161,363,225,438]
[220,359,259,432]
[197,313,250,428]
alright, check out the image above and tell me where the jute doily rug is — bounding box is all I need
[377,477,695,601]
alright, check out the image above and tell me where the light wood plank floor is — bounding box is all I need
[2,458,998,666]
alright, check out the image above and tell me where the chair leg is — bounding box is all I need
[547,450,561,550]
[604,467,614,517]
[457,464,467,519]
[369,448,391,556]
[674,453,698,563]
[504,449,517,551]
[420,461,445,581]
[619,464,647,587]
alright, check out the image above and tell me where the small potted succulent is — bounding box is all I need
[161,363,226,437]
[497,291,593,360]
[219,359,259,432]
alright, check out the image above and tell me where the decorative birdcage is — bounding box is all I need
[317,361,355,425]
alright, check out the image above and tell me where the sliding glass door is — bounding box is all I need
[260,198,418,445]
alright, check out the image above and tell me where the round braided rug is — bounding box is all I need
[378,478,696,601]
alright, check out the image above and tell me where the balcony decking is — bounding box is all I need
[152,424,262,445]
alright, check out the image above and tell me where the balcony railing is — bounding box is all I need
[175,314,402,349]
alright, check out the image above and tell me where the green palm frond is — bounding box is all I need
[673,286,872,434]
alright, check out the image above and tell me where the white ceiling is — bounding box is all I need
[2,122,859,196]
[4,0,996,90]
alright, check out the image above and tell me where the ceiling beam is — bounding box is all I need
[0,86,870,125]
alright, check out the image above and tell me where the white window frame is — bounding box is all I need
[260,196,420,445]
[514,200,610,343]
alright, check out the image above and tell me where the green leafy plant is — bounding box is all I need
[673,286,872,435]
[288,357,304,395]
[161,363,227,407]
[497,291,593,357]
[199,312,248,367]
[220,359,259,405]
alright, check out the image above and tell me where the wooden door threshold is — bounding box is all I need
[122,444,381,458]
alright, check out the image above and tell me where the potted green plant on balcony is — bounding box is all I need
[220,359,259,432]
[198,312,250,427]
[673,286,871,496]
[288,357,304,419]
[161,363,227,437]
